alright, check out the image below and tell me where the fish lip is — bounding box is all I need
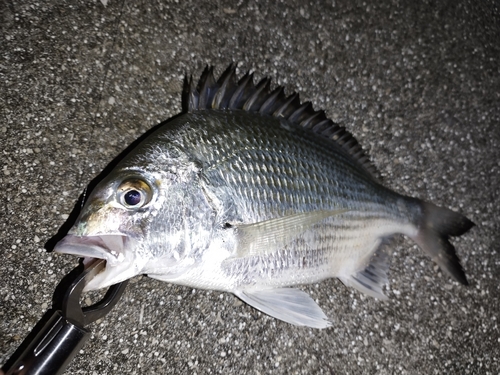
[53,234,127,266]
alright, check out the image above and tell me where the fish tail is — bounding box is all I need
[412,200,474,285]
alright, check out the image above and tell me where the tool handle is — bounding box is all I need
[4,311,89,375]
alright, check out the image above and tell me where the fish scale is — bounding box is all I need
[54,65,474,328]
[160,110,415,286]
[164,116,405,219]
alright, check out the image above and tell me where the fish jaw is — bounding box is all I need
[54,234,144,291]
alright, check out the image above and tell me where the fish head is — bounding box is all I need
[54,118,220,291]
[54,168,168,291]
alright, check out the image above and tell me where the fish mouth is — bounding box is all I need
[54,234,140,291]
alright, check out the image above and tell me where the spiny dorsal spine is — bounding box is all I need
[182,64,379,179]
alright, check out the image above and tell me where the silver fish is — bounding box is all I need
[54,65,474,328]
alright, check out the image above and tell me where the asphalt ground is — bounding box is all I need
[1,0,499,374]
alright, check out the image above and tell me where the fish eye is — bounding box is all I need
[124,190,142,206]
[117,178,153,209]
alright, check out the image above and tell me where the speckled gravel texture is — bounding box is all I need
[1,0,499,374]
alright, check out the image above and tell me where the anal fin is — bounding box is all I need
[234,288,331,329]
[339,250,390,300]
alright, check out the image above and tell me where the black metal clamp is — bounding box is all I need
[3,259,128,375]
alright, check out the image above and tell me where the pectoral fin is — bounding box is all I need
[233,209,348,257]
[234,288,332,329]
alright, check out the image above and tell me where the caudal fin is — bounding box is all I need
[413,201,474,285]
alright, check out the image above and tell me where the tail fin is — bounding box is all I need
[413,201,474,285]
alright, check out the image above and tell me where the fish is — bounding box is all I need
[54,65,474,328]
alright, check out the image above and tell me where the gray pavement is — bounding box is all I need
[1,0,499,374]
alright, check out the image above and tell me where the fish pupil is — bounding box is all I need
[124,190,141,206]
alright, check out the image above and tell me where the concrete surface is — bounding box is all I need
[1,0,499,374]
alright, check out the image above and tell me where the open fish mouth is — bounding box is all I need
[54,234,139,291]
[54,234,127,265]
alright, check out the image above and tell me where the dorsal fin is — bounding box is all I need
[182,64,380,179]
